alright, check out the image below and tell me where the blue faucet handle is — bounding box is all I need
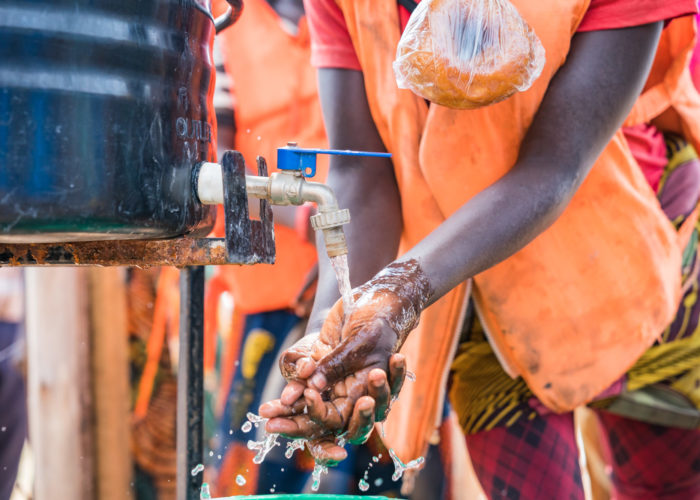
[276,144,392,178]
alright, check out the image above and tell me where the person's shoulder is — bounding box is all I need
[303,0,363,70]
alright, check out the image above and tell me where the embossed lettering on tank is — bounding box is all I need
[176,86,213,163]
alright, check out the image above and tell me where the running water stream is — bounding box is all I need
[330,254,354,314]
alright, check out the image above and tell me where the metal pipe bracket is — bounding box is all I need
[221,150,275,265]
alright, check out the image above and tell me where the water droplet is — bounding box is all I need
[330,254,354,315]
[1,427,6,432]
[406,370,416,382]
[190,463,204,476]
[229,429,234,435]
[246,412,267,426]
[217,454,222,460]
[199,482,211,499]
[241,421,252,433]
[372,455,380,463]
[358,478,370,491]
[388,448,424,482]
[208,451,214,457]
[235,475,246,486]
[246,129,251,134]
[374,478,384,487]
[311,463,328,492]
[256,136,262,141]
[280,467,285,472]
[247,431,280,464]
[285,439,305,459]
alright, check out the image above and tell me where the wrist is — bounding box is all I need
[358,259,432,344]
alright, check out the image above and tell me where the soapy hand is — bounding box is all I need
[260,260,431,463]
[261,355,406,462]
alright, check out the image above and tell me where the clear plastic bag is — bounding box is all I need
[393,0,545,109]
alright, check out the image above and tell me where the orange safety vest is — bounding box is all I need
[337,0,700,462]
[212,0,328,314]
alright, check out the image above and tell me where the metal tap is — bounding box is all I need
[196,143,390,260]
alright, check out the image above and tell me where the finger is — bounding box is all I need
[304,388,329,422]
[259,399,293,418]
[346,396,375,444]
[296,357,317,379]
[333,379,347,398]
[280,380,306,406]
[279,333,322,380]
[265,415,327,440]
[259,398,306,419]
[279,351,307,380]
[304,389,349,430]
[344,368,372,401]
[367,369,391,420]
[306,438,348,465]
[388,353,406,397]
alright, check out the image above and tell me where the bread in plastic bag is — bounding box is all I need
[393,0,545,109]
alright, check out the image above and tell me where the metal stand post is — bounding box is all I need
[177,266,205,500]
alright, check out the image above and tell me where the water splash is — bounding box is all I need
[235,475,246,486]
[311,463,328,492]
[246,412,267,428]
[330,254,353,315]
[247,431,280,464]
[336,432,347,448]
[199,483,211,499]
[358,466,371,492]
[358,478,370,491]
[190,463,204,476]
[285,439,306,459]
[388,448,424,481]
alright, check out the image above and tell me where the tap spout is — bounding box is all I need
[196,161,350,258]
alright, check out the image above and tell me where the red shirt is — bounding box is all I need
[304,0,698,70]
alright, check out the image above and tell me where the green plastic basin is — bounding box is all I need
[220,496,395,499]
